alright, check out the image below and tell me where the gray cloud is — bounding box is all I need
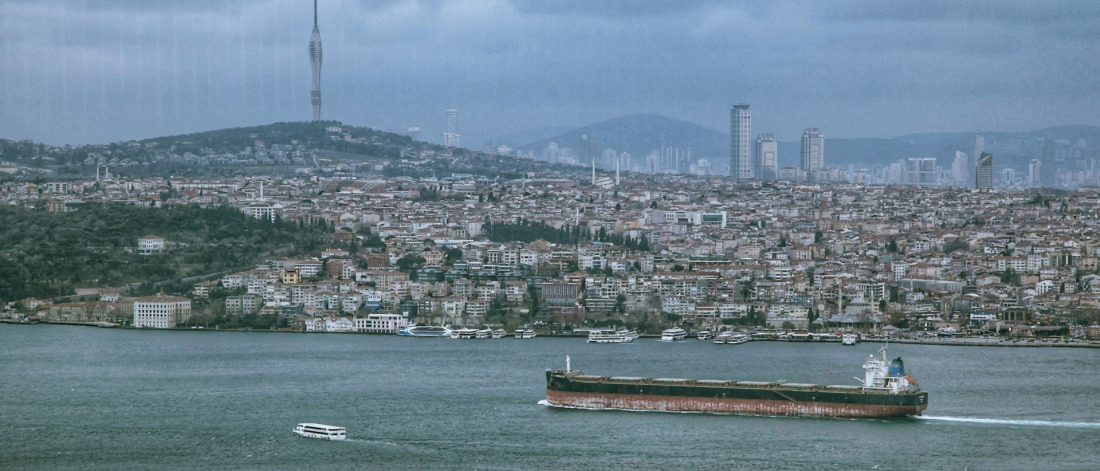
[1,0,1098,147]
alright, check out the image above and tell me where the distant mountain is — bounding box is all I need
[489,126,573,147]
[519,113,1100,172]
[520,113,728,168]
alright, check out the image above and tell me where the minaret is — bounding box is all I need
[309,0,323,121]
[591,154,596,185]
[615,155,620,186]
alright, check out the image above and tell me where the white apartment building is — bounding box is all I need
[354,313,408,333]
[132,295,191,328]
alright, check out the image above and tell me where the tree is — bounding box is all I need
[943,239,969,253]
[886,238,899,253]
[395,254,425,272]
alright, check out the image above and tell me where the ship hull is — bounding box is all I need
[546,371,927,419]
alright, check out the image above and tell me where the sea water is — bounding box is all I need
[2,325,1097,470]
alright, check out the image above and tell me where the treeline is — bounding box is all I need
[0,203,330,302]
[483,218,650,251]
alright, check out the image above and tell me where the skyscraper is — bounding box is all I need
[308,0,323,122]
[972,134,984,166]
[578,134,597,182]
[953,150,969,184]
[443,109,460,147]
[976,152,994,190]
[800,128,824,180]
[754,133,777,181]
[730,104,751,179]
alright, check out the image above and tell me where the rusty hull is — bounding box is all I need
[546,390,924,418]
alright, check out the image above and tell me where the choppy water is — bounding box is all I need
[2,325,1098,470]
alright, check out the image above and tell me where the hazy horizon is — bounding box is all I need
[2,0,1098,146]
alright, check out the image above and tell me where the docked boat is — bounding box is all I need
[842,332,859,346]
[719,333,751,345]
[475,328,493,339]
[587,330,636,343]
[514,329,537,339]
[545,346,928,418]
[450,328,478,339]
[491,329,507,339]
[294,423,346,440]
[660,328,688,341]
[399,325,452,337]
[697,330,713,341]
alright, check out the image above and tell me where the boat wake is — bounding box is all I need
[917,415,1100,429]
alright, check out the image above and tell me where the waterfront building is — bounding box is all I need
[354,313,409,333]
[308,0,323,121]
[754,133,777,181]
[800,128,824,180]
[976,152,994,190]
[132,295,192,329]
[730,104,751,179]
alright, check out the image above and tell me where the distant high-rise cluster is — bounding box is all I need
[308,0,323,122]
[729,104,751,179]
[443,109,460,147]
[800,128,824,179]
[753,134,777,181]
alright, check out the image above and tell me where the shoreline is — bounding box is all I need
[4,320,1098,348]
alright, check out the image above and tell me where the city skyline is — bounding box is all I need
[2,1,1100,146]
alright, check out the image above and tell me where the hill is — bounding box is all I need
[520,113,728,170]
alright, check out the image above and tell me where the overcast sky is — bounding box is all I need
[2,0,1098,146]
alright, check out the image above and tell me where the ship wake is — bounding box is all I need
[918,415,1100,429]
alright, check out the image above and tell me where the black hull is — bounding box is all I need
[546,370,928,418]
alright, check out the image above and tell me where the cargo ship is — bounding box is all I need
[545,346,927,418]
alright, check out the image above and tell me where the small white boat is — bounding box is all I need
[697,330,713,340]
[491,329,507,339]
[514,329,537,339]
[475,328,492,339]
[842,332,859,345]
[294,423,346,440]
[587,330,636,343]
[660,328,687,341]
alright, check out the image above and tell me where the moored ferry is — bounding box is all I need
[587,330,636,343]
[399,325,452,337]
[450,328,479,339]
[545,346,928,418]
[294,423,346,440]
[514,329,537,339]
[660,328,688,341]
[714,332,751,345]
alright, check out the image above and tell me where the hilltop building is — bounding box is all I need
[443,109,460,147]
